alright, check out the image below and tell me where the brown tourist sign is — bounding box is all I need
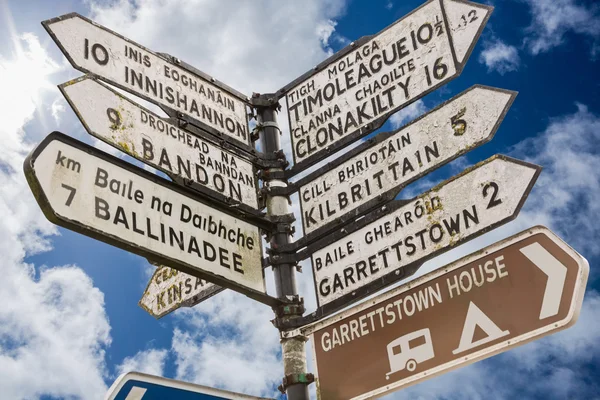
[297,226,588,399]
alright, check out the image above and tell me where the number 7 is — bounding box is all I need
[61,184,76,206]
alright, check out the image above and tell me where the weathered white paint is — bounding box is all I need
[31,138,264,293]
[61,77,258,208]
[45,14,250,145]
[299,86,514,235]
[285,0,490,164]
[443,0,488,64]
[312,156,537,307]
[139,265,224,319]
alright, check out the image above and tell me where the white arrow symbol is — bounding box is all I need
[125,386,147,400]
[520,242,567,320]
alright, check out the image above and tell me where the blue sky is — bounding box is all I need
[0,0,599,399]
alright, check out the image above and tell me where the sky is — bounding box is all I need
[0,0,599,399]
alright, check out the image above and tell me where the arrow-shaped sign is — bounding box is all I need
[108,372,273,400]
[24,132,282,308]
[60,76,260,210]
[43,13,251,148]
[281,0,493,175]
[300,226,588,400]
[296,85,516,238]
[139,265,224,319]
[288,155,541,319]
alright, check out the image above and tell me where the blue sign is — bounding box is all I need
[107,372,272,400]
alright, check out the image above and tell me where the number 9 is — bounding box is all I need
[107,108,122,129]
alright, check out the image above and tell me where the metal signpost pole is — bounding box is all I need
[252,95,310,400]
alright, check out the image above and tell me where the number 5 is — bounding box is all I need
[451,108,467,136]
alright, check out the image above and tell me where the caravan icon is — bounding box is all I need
[386,328,434,379]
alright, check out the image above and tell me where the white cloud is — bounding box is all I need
[115,348,168,377]
[479,40,520,74]
[172,291,282,398]
[88,0,347,95]
[0,34,61,164]
[511,103,600,257]
[524,0,600,56]
[317,19,338,49]
[0,24,112,400]
[389,100,428,129]
[0,265,111,400]
[50,97,66,125]
[0,32,63,136]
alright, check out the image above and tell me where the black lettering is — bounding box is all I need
[95,197,110,220]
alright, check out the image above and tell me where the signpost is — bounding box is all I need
[300,226,589,400]
[24,132,281,307]
[106,372,272,400]
[43,13,252,148]
[292,155,541,319]
[60,76,260,210]
[139,265,224,319]
[281,0,493,174]
[30,2,589,398]
[296,85,516,238]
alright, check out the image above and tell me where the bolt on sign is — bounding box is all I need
[43,13,251,147]
[139,265,224,319]
[60,76,260,209]
[281,0,492,174]
[24,132,276,305]
[107,371,273,399]
[297,85,516,237]
[304,226,589,400]
[310,155,540,316]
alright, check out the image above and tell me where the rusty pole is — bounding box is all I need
[253,94,311,400]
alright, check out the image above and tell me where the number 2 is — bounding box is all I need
[468,10,478,23]
[483,182,502,209]
[460,10,479,27]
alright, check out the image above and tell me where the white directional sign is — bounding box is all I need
[282,0,492,172]
[304,226,588,400]
[43,13,251,146]
[139,265,224,319]
[107,371,272,400]
[298,85,516,236]
[311,155,540,311]
[60,76,259,209]
[25,133,270,302]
